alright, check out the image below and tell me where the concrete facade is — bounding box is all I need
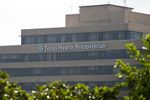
[66,4,150,33]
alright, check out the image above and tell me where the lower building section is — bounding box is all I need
[9,75,124,91]
[0,59,137,93]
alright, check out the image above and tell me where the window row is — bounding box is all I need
[21,31,142,44]
[19,81,123,91]
[1,66,114,77]
[0,50,128,63]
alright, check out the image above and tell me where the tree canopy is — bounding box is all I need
[114,35,150,100]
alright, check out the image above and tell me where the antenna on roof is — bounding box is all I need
[123,0,126,7]
[107,0,110,4]
[70,5,73,14]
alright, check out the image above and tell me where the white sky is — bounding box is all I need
[0,0,150,46]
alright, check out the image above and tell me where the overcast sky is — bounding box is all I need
[0,0,150,46]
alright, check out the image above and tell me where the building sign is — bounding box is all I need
[38,42,107,53]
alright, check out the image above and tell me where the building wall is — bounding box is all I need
[66,4,133,27]
[65,4,150,34]
[21,24,129,36]
[0,40,141,84]
[129,12,150,26]
[65,14,80,27]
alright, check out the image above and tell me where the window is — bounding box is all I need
[0,50,129,63]
[21,31,142,44]
[2,66,114,77]
[90,32,98,41]
[47,35,56,43]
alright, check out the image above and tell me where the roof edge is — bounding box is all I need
[79,4,133,9]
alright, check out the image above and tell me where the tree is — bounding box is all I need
[31,81,120,100]
[0,71,120,100]
[0,70,30,100]
[114,35,150,100]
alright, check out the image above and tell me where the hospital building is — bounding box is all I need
[0,4,149,93]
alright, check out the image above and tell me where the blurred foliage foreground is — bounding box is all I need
[1,35,150,100]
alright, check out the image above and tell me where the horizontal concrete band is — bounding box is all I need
[0,59,138,68]
[10,75,117,82]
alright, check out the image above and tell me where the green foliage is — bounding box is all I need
[0,72,120,100]
[114,35,150,100]
[92,85,120,100]
[0,70,30,100]
[31,81,120,100]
